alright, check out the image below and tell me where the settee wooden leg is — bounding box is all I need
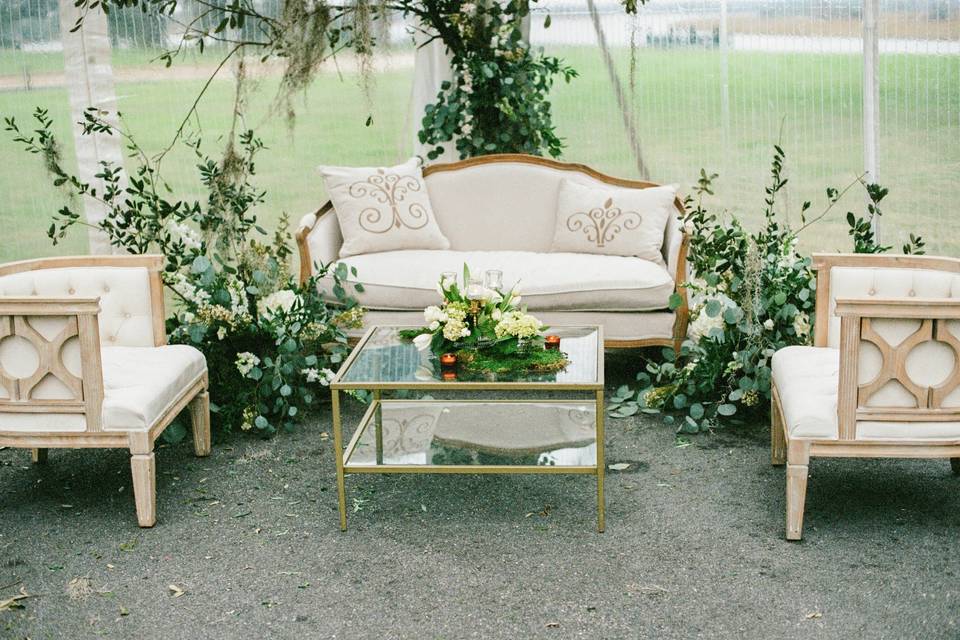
[786,463,809,541]
[770,397,786,466]
[31,448,48,464]
[131,453,157,528]
[189,390,211,457]
[951,458,960,475]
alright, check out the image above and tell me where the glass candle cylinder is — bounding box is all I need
[484,269,503,292]
[440,271,457,291]
[466,277,484,300]
[545,335,561,351]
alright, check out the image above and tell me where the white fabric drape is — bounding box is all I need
[411,31,458,163]
[59,0,125,254]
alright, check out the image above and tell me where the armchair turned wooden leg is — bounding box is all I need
[189,390,211,457]
[951,458,960,475]
[770,397,786,466]
[131,453,157,528]
[786,463,809,541]
[31,448,48,464]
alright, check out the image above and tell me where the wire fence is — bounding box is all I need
[0,0,957,262]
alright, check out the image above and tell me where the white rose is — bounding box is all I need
[429,321,440,331]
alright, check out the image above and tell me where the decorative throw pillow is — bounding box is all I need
[319,158,450,258]
[550,178,677,266]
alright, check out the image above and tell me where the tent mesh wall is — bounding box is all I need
[0,0,957,262]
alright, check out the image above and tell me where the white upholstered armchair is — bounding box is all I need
[0,255,210,527]
[771,253,960,540]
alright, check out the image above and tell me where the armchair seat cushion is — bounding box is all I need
[325,250,675,312]
[772,345,960,441]
[101,345,207,431]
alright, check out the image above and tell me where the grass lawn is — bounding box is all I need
[0,46,957,264]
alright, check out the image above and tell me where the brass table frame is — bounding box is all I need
[329,325,606,532]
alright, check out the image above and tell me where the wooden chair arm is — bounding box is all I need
[0,297,101,315]
[835,297,960,320]
[0,297,105,431]
[296,201,335,285]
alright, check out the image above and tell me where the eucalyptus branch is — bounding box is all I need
[795,173,866,234]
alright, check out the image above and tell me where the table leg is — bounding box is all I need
[332,389,347,531]
[374,390,383,466]
[595,389,606,533]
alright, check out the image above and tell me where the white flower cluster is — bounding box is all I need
[236,352,260,376]
[424,304,471,342]
[302,367,335,386]
[257,289,301,322]
[168,220,203,252]
[494,310,543,340]
[688,293,737,343]
[171,271,210,307]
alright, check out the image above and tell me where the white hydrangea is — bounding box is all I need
[688,293,737,343]
[494,311,543,340]
[302,367,336,386]
[688,311,724,342]
[443,318,470,342]
[236,352,260,376]
[257,289,300,321]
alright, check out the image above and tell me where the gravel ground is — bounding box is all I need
[1,351,958,639]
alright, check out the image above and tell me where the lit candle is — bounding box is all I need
[440,353,458,369]
[545,335,561,350]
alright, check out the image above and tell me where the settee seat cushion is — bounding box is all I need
[772,345,960,441]
[327,250,675,312]
[0,345,207,433]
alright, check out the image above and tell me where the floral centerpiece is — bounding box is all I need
[401,265,568,377]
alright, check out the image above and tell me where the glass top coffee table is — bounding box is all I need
[329,325,606,532]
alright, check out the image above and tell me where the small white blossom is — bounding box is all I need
[763,319,775,331]
[236,352,260,376]
[302,367,336,386]
[217,327,227,340]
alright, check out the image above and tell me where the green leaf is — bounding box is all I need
[705,300,722,317]
[689,403,705,419]
[717,403,737,416]
[191,255,211,274]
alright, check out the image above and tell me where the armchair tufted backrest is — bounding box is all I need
[0,256,166,348]
[814,255,960,349]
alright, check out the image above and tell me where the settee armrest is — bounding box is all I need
[0,296,105,432]
[833,296,960,439]
[296,202,341,284]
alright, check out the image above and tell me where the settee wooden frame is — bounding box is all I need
[0,255,210,527]
[295,153,690,351]
[772,253,960,540]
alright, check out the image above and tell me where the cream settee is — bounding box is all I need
[772,253,960,540]
[297,154,689,348]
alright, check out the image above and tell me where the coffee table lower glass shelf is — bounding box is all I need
[335,399,604,530]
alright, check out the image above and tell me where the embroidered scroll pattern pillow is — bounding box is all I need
[320,158,450,258]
